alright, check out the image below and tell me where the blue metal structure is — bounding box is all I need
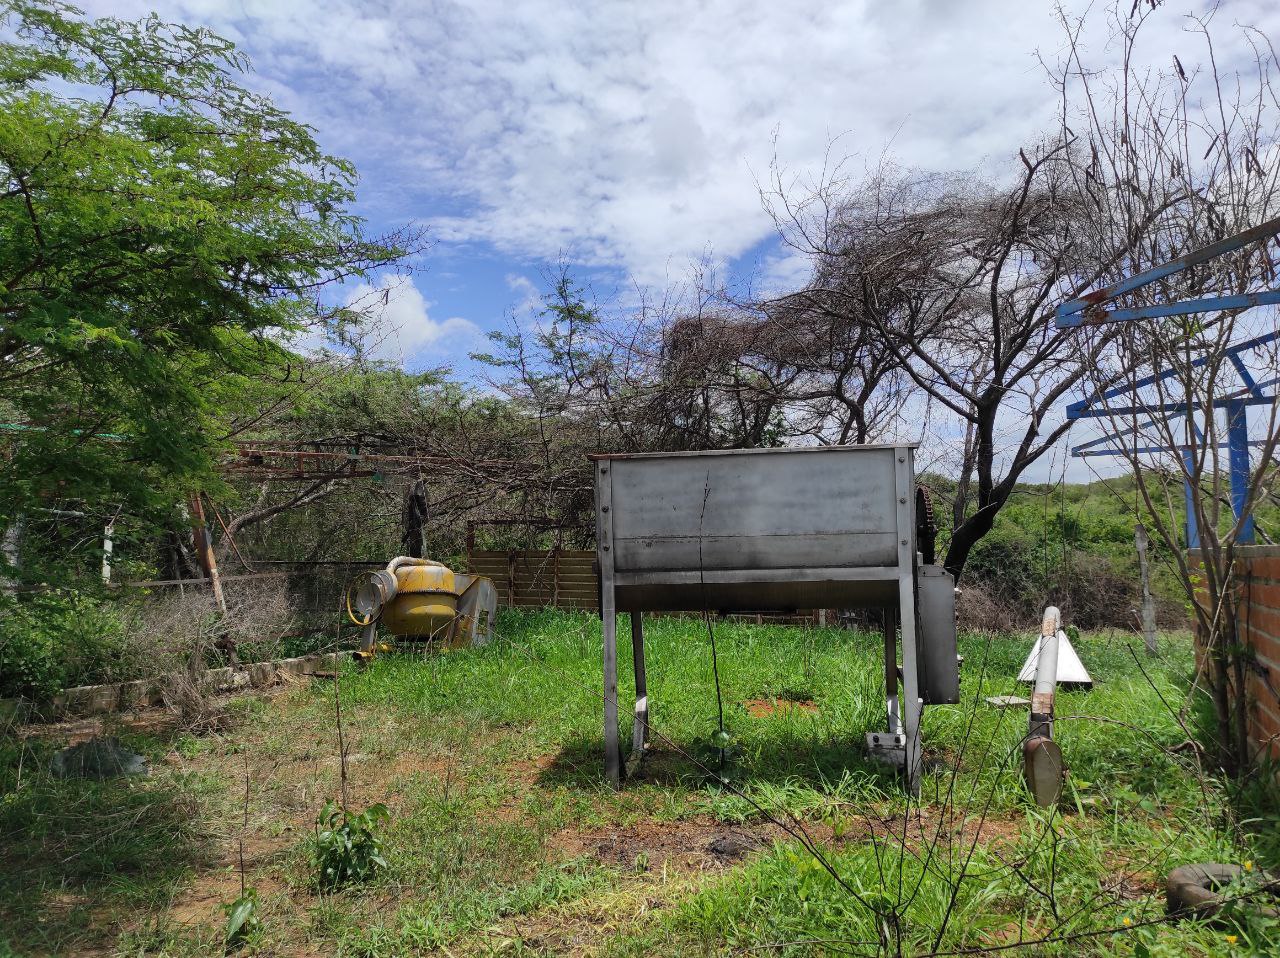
[1056,218,1280,547]
[1056,215,1280,328]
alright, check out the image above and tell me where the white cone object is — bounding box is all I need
[1018,629,1093,687]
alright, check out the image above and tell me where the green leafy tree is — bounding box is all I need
[0,1,420,527]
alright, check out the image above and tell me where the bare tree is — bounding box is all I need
[762,146,1149,579]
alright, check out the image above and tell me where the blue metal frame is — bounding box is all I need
[1056,215,1280,329]
[1057,219,1280,547]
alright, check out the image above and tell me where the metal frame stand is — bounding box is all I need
[629,613,649,773]
[597,448,925,793]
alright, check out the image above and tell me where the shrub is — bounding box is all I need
[313,801,390,890]
[0,590,129,698]
[223,888,260,950]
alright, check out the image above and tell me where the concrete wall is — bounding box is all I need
[26,653,341,722]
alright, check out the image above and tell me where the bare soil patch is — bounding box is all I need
[551,816,774,873]
[742,697,818,718]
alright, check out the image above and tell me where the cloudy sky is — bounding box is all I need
[79,0,1280,478]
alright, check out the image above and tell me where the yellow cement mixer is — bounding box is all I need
[346,557,497,661]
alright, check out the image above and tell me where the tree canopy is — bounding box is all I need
[0,1,419,519]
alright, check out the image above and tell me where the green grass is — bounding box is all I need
[1,609,1275,956]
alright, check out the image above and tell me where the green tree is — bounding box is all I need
[0,1,420,525]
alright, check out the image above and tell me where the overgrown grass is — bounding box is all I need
[1,609,1274,956]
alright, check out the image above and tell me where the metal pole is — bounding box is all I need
[1227,399,1255,544]
[1181,450,1200,549]
[630,613,648,760]
[596,461,621,789]
[1024,606,1065,807]
[883,607,901,734]
[1029,607,1061,740]
[893,447,922,793]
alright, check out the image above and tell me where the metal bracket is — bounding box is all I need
[866,730,907,768]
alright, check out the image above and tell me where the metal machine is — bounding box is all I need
[593,445,960,791]
[346,556,498,660]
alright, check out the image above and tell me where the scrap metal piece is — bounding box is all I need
[986,695,1030,708]
[1023,736,1064,808]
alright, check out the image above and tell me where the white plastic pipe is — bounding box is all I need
[1029,606,1062,740]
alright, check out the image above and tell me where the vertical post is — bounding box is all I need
[893,447,922,793]
[631,612,648,758]
[1227,399,1255,544]
[1024,606,1066,808]
[1181,450,1200,549]
[596,460,621,788]
[187,493,227,613]
[102,519,114,585]
[1,517,20,592]
[883,607,901,734]
[1134,522,1157,655]
[1029,607,1061,740]
[553,546,560,608]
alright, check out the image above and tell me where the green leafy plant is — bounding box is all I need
[0,590,129,699]
[222,888,260,951]
[313,801,390,890]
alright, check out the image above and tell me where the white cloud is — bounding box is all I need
[80,0,1280,288]
[345,275,482,369]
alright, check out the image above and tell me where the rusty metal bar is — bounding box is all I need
[187,493,227,613]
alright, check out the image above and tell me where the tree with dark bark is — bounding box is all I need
[763,150,1145,579]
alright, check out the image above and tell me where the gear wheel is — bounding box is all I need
[915,485,938,565]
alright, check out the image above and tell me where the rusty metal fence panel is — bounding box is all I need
[466,549,597,611]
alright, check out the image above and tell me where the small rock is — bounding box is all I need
[707,832,759,859]
[51,736,148,779]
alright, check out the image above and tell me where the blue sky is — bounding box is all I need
[81,0,1280,481]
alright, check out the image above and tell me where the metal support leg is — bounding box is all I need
[867,605,907,767]
[596,459,621,789]
[898,583,923,794]
[603,604,621,789]
[883,608,902,735]
[893,448,922,794]
[1181,450,1200,549]
[630,613,648,758]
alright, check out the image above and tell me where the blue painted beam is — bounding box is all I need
[1055,215,1280,327]
[1183,449,1200,549]
[1057,290,1280,327]
[1229,352,1266,400]
[1070,393,1277,419]
[1065,330,1280,418]
[1073,439,1273,457]
[1227,399,1255,544]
